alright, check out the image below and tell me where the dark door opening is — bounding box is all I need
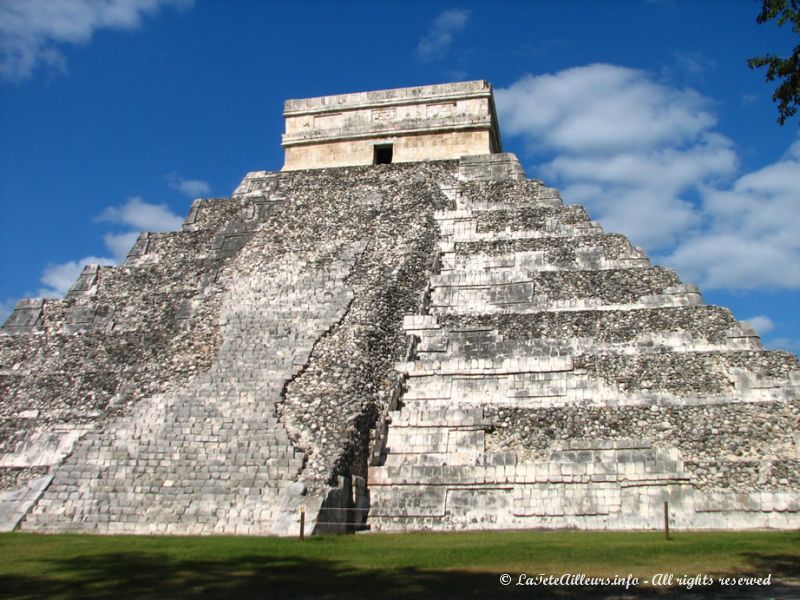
[373,144,393,165]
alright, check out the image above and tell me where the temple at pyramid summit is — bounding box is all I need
[1,81,798,535]
[281,80,502,170]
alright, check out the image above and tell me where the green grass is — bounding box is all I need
[1,530,798,599]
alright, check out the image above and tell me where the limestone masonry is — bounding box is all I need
[282,81,502,171]
[1,82,798,535]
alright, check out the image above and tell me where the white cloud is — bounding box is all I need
[496,65,736,252]
[562,185,701,251]
[416,9,469,62]
[0,0,193,81]
[103,231,143,262]
[783,136,800,161]
[745,315,775,336]
[32,196,183,299]
[497,66,800,292]
[97,196,184,232]
[166,173,211,197]
[97,196,183,261]
[664,143,800,289]
[38,255,115,298]
[672,50,716,77]
[497,65,717,154]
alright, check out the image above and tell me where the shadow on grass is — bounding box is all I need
[1,550,797,600]
[740,552,800,581]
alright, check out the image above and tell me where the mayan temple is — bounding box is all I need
[1,81,798,535]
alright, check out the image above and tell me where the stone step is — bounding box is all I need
[397,354,573,378]
[434,307,753,348]
[369,457,689,487]
[398,349,800,407]
[431,285,703,315]
[431,267,684,312]
[390,407,489,428]
[449,233,645,258]
[434,206,603,241]
[384,427,486,454]
[438,220,602,242]
[367,430,694,531]
[441,248,649,274]
[471,206,593,231]
[577,350,800,397]
[415,330,762,361]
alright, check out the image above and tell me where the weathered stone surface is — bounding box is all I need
[282,81,501,170]
[1,84,798,535]
[2,160,456,535]
[367,153,800,532]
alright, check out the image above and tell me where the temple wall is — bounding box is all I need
[283,130,493,171]
[281,81,501,170]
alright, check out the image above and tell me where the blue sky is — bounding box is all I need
[1,0,799,350]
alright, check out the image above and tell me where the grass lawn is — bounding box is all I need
[1,530,798,599]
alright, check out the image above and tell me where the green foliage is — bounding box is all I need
[748,0,800,125]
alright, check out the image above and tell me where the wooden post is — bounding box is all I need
[664,501,670,541]
[299,505,305,542]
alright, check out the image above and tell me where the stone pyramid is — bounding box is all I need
[1,82,798,535]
